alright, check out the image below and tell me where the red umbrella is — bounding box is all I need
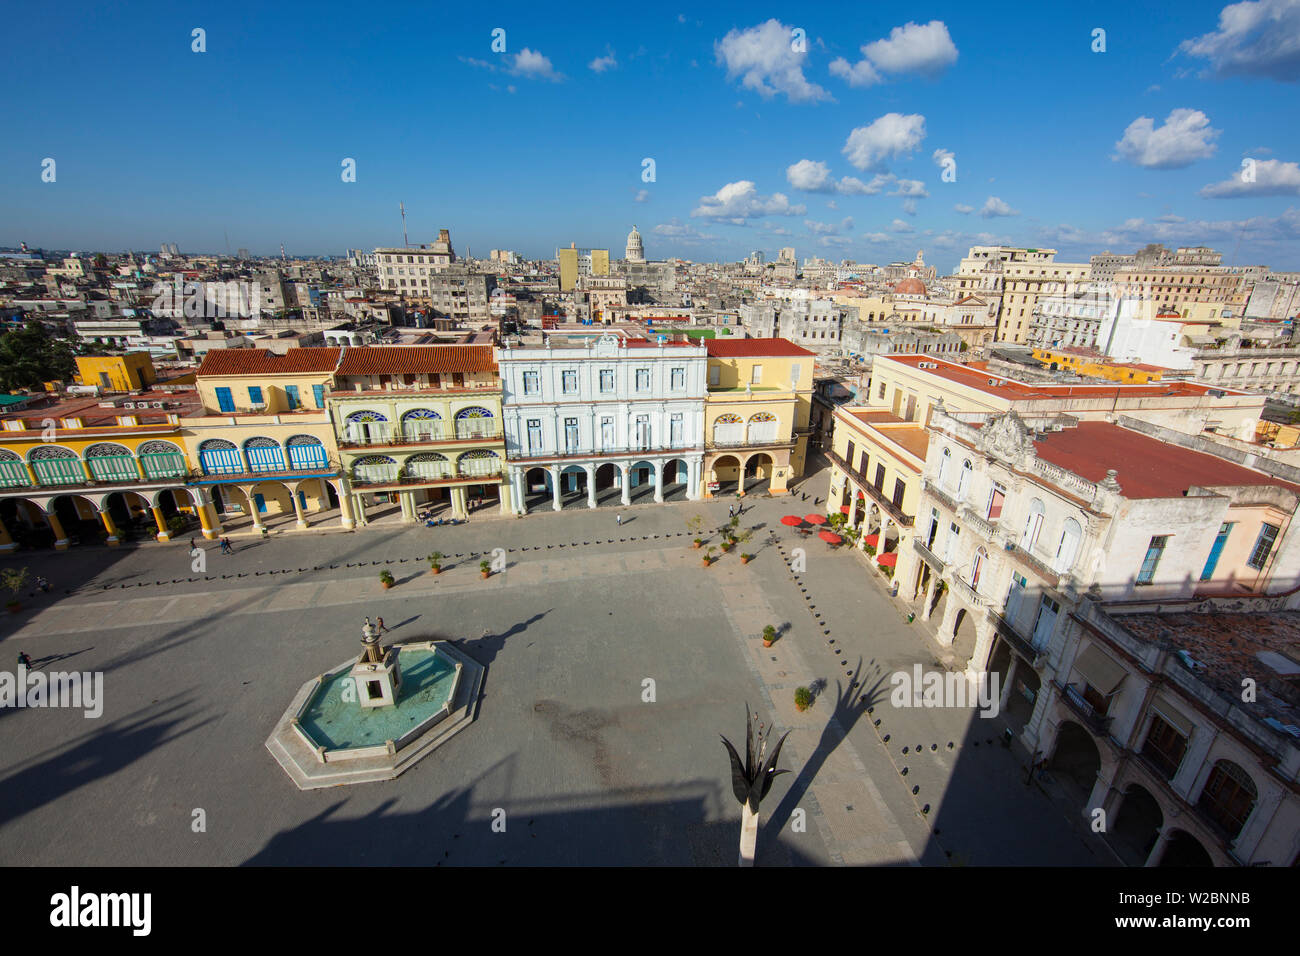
[780,515,804,527]
[839,505,851,514]
[818,530,842,544]
[876,551,898,567]
[804,514,827,525]
[865,534,879,547]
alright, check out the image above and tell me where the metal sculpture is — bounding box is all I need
[720,703,790,866]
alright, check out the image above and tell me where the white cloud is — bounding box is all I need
[979,196,1019,218]
[889,178,929,198]
[1179,0,1300,81]
[1039,208,1300,250]
[932,148,954,169]
[634,189,650,203]
[901,199,918,216]
[805,219,839,235]
[786,159,832,191]
[829,20,958,87]
[715,19,831,103]
[653,218,717,241]
[837,174,889,194]
[513,48,564,81]
[842,113,926,171]
[691,180,807,223]
[891,219,915,233]
[1200,158,1300,196]
[1114,109,1220,168]
[589,51,618,73]
[954,203,974,214]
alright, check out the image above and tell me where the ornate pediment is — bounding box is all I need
[978,411,1035,463]
[594,332,621,357]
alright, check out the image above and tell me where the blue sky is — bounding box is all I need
[3,0,1299,271]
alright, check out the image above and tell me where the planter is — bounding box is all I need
[693,541,702,549]
[701,558,711,568]
[430,567,441,575]
[381,582,392,590]
[762,639,773,648]
[740,556,750,565]
[481,571,490,579]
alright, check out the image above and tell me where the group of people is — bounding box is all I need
[191,537,236,554]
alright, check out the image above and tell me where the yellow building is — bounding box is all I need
[185,348,348,534]
[826,405,929,584]
[557,246,610,292]
[702,339,814,497]
[75,352,157,393]
[0,397,200,550]
[1030,348,1166,383]
[327,345,507,523]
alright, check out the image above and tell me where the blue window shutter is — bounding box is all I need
[248,386,264,405]
[216,387,235,412]
[312,384,325,408]
[285,385,300,409]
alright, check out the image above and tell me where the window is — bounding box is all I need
[1031,595,1059,651]
[858,451,869,477]
[562,370,578,394]
[522,371,540,395]
[1142,713,1188,780]
[284,385,300,410]
[874,463,885,491]
[670,413,683,446]
[956,460,972,499]
[564,417,579,452]
[600,417,614,448]
[526,419,542,454]
[944,522,960,562]
[1136,535,1168,585]
[925,508,940,548]
[936,447,951,488]
[987,483,1006,521]
[845,440,856,468]
[708,365,720,386]
[877,381,886,400]
[1200,522,1233,581]
[635,415,650,449]
[671,367,685,390]
[1005,572,1027,624]
[247,386,264,406]
[892,478,905,510]
[1247,523,1280,570]
[215,387,235,413]
[635,368,650,391]
[312,384,326,408]
[750,364,762,385]
[1197,760,1257,840]
[599,369,614,393]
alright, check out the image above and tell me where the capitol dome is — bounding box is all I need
[625,225,645,263]
[893,277,926,296]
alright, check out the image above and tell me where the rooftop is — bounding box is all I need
[705,337,816,358]
[197,347,342,377]
[337,345,496,375]
[1031,422,1300,498]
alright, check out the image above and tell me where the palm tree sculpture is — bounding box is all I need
[720,704,790,866]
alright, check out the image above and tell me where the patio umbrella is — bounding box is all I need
[865,534,879,548]
[804,514,827,525]
[839,505,851,514]
[818,530,842,544]
[780,515,804,527]
[876,551,898,567]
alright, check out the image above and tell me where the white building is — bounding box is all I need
[1096,298,1196,370]
[498,332,707,513]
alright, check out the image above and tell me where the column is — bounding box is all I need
[46,510,69,551]
[1000,654,1020,711]
[352,495,367,527]
[247,493,266,534]
[586,465,597,509]
[1143,827,1173,868]
[847,491,858,528]
[686,458,701,501]
[653,460,664,503]
[966,621,996,681]
[151,505,171,542]
[194,500,216,539]
[498,480,513,515]
[550,466,562,512]
[293,489,310,529]
[100,509,120,546]
[133,457,147,480]
[0,515,14,554]
[451,486,469,520]
[511,468,527,515]
[936,594,959,646]
[619,464,631,506]
[338,484,355,529]
[921,576,937,621]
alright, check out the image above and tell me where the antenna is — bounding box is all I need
[400,202,409,249]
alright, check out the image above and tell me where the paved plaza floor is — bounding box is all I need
[0,464,1106,866]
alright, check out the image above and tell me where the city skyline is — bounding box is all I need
[3,1,1299,270]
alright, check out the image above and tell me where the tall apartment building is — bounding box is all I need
[740,296,856,351]
[953,246,1091,346]
[557,245,610,292]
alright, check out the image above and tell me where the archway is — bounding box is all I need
[524,467,552,513]
[1158,829,1214,867]
[712,455,741,497]
[0,497,54,549]
[662,459,690,502]
[103,490,155,542]
[559,464,588,509]
[49,493,104,547]
[1004,658,1040,732]
[1112,784,1164,866]
[1050,721,1102,810]
[627,460,656,504]
[594,462,622,507]
[743,453,773,494]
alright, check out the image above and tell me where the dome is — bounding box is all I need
[625,225,645,263]
[893,277,926,295]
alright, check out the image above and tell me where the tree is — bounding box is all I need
[0,322,76,391]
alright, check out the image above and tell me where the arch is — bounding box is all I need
[27,444,83,486]
[0,447,29,488]
[138,439,187,478]
[455,405,495,439]
[27,444,77,461]
[1050,720,1102,808]
[1158,829,1215,867]
[713,413,743,445]
[243,436,286,474]
[353,455,398,483]
[0,448,20,461]
[346,410,389,423]
[1054,517,1082,573]
[457,448,501,477]
[711,454,741,495]
[1197,759,1257,840]
[747,411,779,443]
[1022,497,1045,551]
[1112,783,1164,866]
[404,452,451,480]
[937,446,951,487]
[285,433,328,470]
[85,441,138,482]
[454,405,493,419]
[84,442,131,458]
[401,408,443,441]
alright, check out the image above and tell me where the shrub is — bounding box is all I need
[794,687,813,711]
[379,570,395,586]
[428,551,443,568]
[2,567,28,598]
[762,624,777,643]
[167,515,188,536]
[479,560,491,574]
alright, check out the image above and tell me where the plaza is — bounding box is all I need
[0,463,1104,866]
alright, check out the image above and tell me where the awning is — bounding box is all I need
[1150,695,1194,737]
[1072,644,1127,696]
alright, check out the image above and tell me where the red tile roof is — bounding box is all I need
[1032,422,1300,498]
[336,345,496,375]
[706,337,816,358]
[196,347,342,377]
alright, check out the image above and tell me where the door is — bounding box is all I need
[564,418,579,453]
[253,493,267,514]
[635,415,650,450]
[1031,596,1059,651]
[1005,572,1026,625]
[600,417,614,450]
[1200,523,1232,581]
[527,420,543,455]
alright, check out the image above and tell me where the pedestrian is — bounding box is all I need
[376,617,388,634]
[190,537,197,551]
[17,652,32,668]
[728,505,734,519]
[220,537,234,554]
[36,576,49,593]
[616,513,622,527]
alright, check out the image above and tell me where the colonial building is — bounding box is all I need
[327,345,507,523]
[703,338,815,497]
[498,332,707,512]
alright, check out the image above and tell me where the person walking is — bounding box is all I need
[220,537,234,554]
[728,505,734,519]
[616,513,622,527]
[36,576,49,593]
[17,652,33,668]
[190,537,197,551]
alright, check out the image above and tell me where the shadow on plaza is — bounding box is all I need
[242,758,823,866]
[0,692,213,827]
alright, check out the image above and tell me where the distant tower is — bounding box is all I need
[625,224,645,263]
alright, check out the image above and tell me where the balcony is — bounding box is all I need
[350,466,503,489]
[960,506,999,542]
[190,458,343,484]
[827,450,913,527]
[949,574,987,608]
[987,608,1041,665]
[1004,540,1064,584]
[911,537,945,573]
[336,427,504,450]
[1054,680,1113,737]
[921,477,959,514]
[706,435,796,451]
[512,441,703,464]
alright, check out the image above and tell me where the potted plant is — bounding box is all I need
[686,513,705,548]
[720,538,733,552]
[480,559,491,579]
[762,624,777,647]
[379,569,395,589]
[702,546,715,568]
[2,567,28,613]
[428,551,443,575]
[794,686,813,712]
[740,552,754,565]
[167,514,188,538]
